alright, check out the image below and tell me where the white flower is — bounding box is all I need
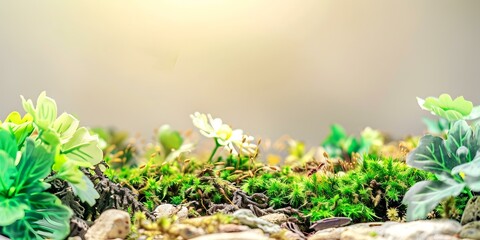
[190,112,257,156]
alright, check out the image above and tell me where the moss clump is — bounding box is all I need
[241,156,434,222]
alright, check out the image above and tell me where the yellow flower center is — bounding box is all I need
[216,124,233,140]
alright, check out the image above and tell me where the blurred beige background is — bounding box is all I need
[1,0,479,144]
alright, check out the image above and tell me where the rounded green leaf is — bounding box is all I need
[62,127,103,166]
[158,125,184,153]
[0,151,17,193]
[0,129,18,159]
[402,179,465,221]
[21,91,58,130]
[14,139,54,192]
[0,196,29,226]
[52,113,79,144]
[419,94,473,121]
[2,193,72,240]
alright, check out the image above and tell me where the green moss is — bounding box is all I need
[240,156,435,222]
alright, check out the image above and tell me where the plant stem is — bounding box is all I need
[467,190,474,199]
[208,138,221,163]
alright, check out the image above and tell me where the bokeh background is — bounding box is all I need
[1,0,479,144]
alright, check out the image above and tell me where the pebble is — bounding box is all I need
[462,196,480,225]
[84,209,130,240]
[233,209,282,234]
[259,213,289,225]
[189,229,269,240]
[154,203,189,220]
[308,220,462,240]
[460,221,480,239]
[168,223,205,239]
[218,224,252,232]
[340,227,383,240]
[382,219,461,240]
[308,222,384,240]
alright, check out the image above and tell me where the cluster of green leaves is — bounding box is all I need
[403,120,480,221]
[403,94,480,221]
[0,130,72,239]
[0,92,103,239]
[418,94,480,135]
[19,92,103,205]
[241,156,433,222]
[417,94,480,122]
[321,124,383,160]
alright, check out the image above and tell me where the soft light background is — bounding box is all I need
[1,0,479,144]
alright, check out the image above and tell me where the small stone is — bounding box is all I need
[218,224,251,232]
[341,227,385,240]
[307,227,346,240]
[176,206,189,220]
[460,221,480,239]
[462,196,480,225]
[168,224,205,239]
[425,234,459,240]
[283,230,304,240]
[233,209,282,234]
[154,204,188,220]
[260,213,288,225]
[154,204,176,218]
[189,229,269,240]
[308,222,384,240]
[84,209,131,240]
[382,219,461,240]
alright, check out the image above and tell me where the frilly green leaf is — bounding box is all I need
[418,94,473,121]
[402,179,465,221]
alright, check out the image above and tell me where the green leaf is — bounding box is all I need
[1,112,34,148]
[323,124,347,146]
[55,161,84,184]
[407,121,477,175]
[406,135,452,174]
[158,124,184,153]
[0,129,19,159]
[402,179,465,221]
[322,124,348,157]
[344,137,359,154]
[62,127,103,167]
[2,193,72,240]
[445,121,477,163]
[0,151,17,193]
[465,105,480,121]
[0,195,29,226]
[69,174,99,206]
[14,139,54,192]
[39,129,61,148]
[21,91,58,130]
[452,153,480,191]
[419,94,473,121]
[422,118,449,135]
[52,113,79,144]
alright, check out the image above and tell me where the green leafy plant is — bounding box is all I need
[417,94,480,136]
[402,120,480,220]
[19,92,102,206]
[417,94,479,121]
[402,94,480,221]
[0,129,72,239]
[322,124,383,160]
